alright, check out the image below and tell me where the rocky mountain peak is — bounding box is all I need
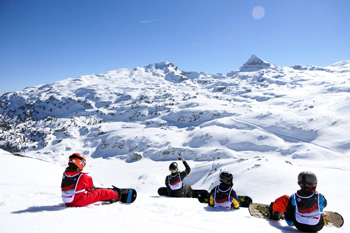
[239,55,272,71]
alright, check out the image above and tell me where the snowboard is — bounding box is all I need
[118,188,137,203]
[197,191,253,208]
[97,187,137,204]
[157,187,208,198]
[248,203,344,228]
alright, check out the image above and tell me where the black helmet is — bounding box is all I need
[298,171,317,189]
[220,172,233,186]
[169,162,178,173]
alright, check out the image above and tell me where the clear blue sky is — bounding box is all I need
[1,0,349,95]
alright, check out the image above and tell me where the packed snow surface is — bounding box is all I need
[0,149,349,232]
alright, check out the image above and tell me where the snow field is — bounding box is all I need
[1,149,348,233]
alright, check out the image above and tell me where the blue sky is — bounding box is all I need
[1,0,349,95]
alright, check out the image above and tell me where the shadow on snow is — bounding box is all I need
[12,203,66,214]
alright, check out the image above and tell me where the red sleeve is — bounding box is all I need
[76,173,94,191]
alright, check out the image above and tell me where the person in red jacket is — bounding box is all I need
[61,153,119,207]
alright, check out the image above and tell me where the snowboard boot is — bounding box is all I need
[112,186,122,202]
[112,186,131,202]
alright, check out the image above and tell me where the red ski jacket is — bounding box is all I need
[61,171,118,207]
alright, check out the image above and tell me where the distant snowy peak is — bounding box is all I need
[330,60,350,67]
[239,55,274,71]
[291,60,350,73]
[329,60,350,72]
[143,62,182,74]
[142,62,191,82]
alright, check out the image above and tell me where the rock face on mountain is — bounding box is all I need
[239,55,274,71]
[0,56,349,162]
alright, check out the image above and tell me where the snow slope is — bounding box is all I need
[0,56,349,232]
[0,149,348,233]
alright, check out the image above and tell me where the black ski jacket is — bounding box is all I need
[208,183,239,209]
[284,189,327,232]
[165,161,191,197]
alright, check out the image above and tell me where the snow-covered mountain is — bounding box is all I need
[0,55,349,164]
[239,54,275,71]
[1,55,349,233]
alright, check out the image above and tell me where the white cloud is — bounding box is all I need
[140,19,162,24]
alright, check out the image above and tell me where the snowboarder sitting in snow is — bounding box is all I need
[269,171,327,232]
[61,153,120,207]
[208,172,240,210]
[165,157,193,197]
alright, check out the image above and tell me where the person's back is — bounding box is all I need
[284,172,327,232]
[61,168,89,204]
[61,153,119,207]
[165,158,192,197]
[209,172,239,210]
[270,171,327,232]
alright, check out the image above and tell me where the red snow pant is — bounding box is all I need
[66,189,118,207]
[272,195,290,214]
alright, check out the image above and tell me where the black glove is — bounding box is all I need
[269,202,282,220]
[272,211,282,220]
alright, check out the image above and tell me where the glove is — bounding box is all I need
[269,202,282,220]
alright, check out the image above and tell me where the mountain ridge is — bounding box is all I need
[1,55,349,98]
[0,55,349,164]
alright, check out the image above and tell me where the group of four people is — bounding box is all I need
[61,153,327,232]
